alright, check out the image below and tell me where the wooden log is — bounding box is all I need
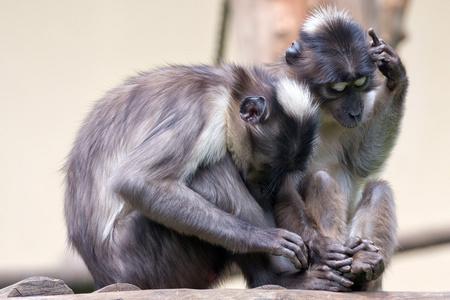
[93,283,141,293]
[1,278,449,299]
[6,288,450,300]
[226,0,408,65]
[227,0,308,64]
[0,276,73,298]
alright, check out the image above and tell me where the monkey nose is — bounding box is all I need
[349,111,361,118]
[349,112,362,124]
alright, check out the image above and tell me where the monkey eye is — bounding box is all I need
[331,82,348,92]
[354,76,367,87]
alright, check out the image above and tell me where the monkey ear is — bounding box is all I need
[239,96,267,125]
[285,41,301,65]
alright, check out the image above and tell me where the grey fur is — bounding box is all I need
[64,64,318,289]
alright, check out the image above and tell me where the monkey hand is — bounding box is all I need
[344,236,380,255]
[368,28,406,91]
[308,236,353,272]
[343,250,385,288]
[258,228,308,270]
[293,265,354,292]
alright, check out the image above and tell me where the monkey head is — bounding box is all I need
[238,78,318,192]
[285,7,378,128]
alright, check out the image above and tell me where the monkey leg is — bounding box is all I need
[302,170,348,241]
[346,179,397,291]
[192,156,319,289]
[90,155,282,290]
[296,170,358,270]
[192,155,310,287]
[95,212,231,290]
[246,170,354,291]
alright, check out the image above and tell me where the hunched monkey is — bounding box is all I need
[64,64,323,289]
[275,7,408,291]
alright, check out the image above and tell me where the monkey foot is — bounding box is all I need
[344,250,384,290]
[289,265,354,292]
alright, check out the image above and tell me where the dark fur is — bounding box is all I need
[274,7,408,291]
[65,64,320,289]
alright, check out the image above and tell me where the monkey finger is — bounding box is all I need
[349,243,366,254]
[354,262,374,281]
[327,257,353,269]
[283,233,308,268]
[326,243,353,256]
[294,249,309,270]
[325,282,352,293]
[366,244,379,252]
[361,239,375,245]
[275,247,303,270]
[333,245,355,256]
[338,265,351,273]
[368,28,381,46]
[325,270,354,288]
[289,256,304,270]
[285,243,308,269]
[290,249,308,270]
[369,45,386,56]
[366,265,374,281]
[344,236,363,249]
[326,252,350,261]
[372,53,391,64]
[373,258,385,280]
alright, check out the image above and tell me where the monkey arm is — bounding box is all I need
[341,32,408,179]
[109,141,308,269]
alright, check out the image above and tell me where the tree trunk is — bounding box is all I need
[225,0,408,64]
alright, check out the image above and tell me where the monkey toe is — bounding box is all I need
[349,251,384,283]
[300,265,353,292]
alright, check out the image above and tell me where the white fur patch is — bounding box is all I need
[102,193,125,241]
[276,77,317,120]
[181,88,230,181]
[302,6,352,34]
[101,151,128,242]
[362,90,376,122]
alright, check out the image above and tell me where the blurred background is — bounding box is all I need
[1,0,449,292]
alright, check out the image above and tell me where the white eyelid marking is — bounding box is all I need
[354,76,367,87]
[331,82,348,92]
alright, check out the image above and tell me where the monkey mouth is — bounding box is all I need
[337,115,362,128]
[330,110,362,128]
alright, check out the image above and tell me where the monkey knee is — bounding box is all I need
[306,170,346,203]
[309,170,337,188]
[353,180,397,244]
[361,180,394,207]
[312,170,332,181]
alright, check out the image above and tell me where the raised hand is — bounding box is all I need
[368,28,406,91]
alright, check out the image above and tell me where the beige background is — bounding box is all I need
[0,0,449,292]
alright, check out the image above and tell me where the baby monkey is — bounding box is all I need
[278,7,408,291]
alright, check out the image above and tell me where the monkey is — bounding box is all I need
[272,7,408,291]
[64,63,351,290]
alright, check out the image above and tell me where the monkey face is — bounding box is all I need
[322,93,363,128]
[284,7,380,129]
[315,76,374,128]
